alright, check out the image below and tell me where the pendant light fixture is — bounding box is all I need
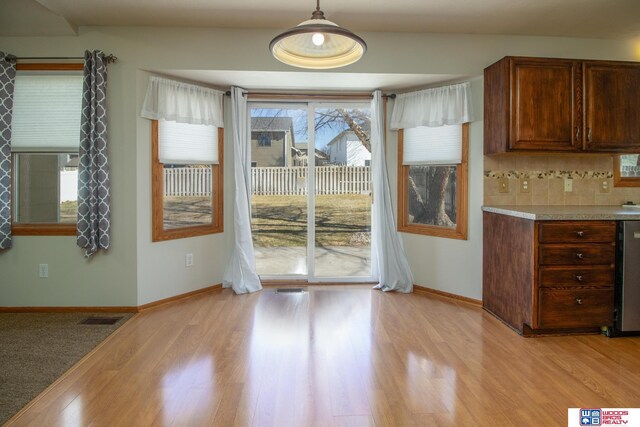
[269,0,367,69]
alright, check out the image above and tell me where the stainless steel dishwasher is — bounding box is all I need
[612,221,640,336]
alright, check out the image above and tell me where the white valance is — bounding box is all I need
[141,76,224,127]
[390,81,473,130]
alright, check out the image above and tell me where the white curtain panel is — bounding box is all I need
[371,90,414,293]
[141,76,224,126]
[223,87,262,294]
[390,81,473,130]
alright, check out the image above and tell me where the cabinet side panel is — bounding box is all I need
[483,212,534,332]
[484,58,509,155]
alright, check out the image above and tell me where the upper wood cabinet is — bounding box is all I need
[484,56,640,155]
[584,61,640,152]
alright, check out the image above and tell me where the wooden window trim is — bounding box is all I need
[12,224,76,236]
[10,63,83,236]
[151,120,224,242]
[16,63,84,71]
[613,155,640,187]
[397,123,468,240]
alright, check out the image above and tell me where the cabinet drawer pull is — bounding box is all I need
[587,127,592,142]
[575,275,584,282]
[575,253,584,259]
[575,298,583,305]
[576,231,585,237]
[575,126,580,141]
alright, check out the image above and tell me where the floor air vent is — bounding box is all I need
[79,317,123,325]
[275,288,306,294]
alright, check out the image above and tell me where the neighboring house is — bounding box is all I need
[250,117,295,167]
[326,131,371,166]
[292,142,329,166]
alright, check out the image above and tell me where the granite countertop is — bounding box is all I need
[482,205,640,220]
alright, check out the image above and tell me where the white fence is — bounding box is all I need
[164,166,371,197]
[164,167,212,197]
[252,166,371,195]
[621,165,640,177]
[60,170,78,202]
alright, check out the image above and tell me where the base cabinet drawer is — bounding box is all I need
[538,289,614,329]
[538,221,616,243]
[538,244,615,265]
[538,266,614,288]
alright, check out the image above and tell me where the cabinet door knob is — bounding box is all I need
[575,275,584,282]
[576,231,585,237]
[575,298,583,305]
[576,253,584,259]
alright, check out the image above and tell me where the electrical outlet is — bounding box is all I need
[520,177,531,193]
[564,178,573,192]
[600,180,610,193]
[185,253,194,267]
[498,177,510,193]
[39,264,48,278]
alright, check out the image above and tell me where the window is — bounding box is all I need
[614,154,640,187]
[152,119,223,241]
[257,133,272,147]
[11,64,83,236]
[397,123,468,239]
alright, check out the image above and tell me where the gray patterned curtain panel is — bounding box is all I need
[0,52,16,251]
[77,50,111,257]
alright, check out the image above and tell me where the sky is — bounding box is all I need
[250,107,370,151]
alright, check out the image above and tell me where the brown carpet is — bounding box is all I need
[0,312,133,425]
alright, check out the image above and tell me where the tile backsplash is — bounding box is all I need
[484,155,640,206]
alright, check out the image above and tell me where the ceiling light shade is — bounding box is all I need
[269,1,367,69]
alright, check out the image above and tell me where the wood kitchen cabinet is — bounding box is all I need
[483,212,615,335]
[584,61,640,152]
[484,56,640,154]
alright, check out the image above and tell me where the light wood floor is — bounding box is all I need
[7,286,640,426]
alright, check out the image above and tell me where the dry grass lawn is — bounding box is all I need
[60,195,372,248]
[251,194,371,247]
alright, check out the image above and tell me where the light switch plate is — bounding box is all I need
[564,178,573,192]
[498,177,510,193]
[39,264,48,278]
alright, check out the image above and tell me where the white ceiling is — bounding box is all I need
[2,0,640,39]
[3,0,638,91]
[154,70,470,92]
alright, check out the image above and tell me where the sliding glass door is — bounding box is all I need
[250,105,309,277]
[250,102,372,281]
[311,105,371,278]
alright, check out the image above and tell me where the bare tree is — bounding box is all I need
[320,109,452,227]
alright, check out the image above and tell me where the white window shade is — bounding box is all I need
[11,73,83,152]
[158,120,218,164]
[403,125,462,165]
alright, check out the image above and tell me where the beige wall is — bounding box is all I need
[1,26,639,305]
